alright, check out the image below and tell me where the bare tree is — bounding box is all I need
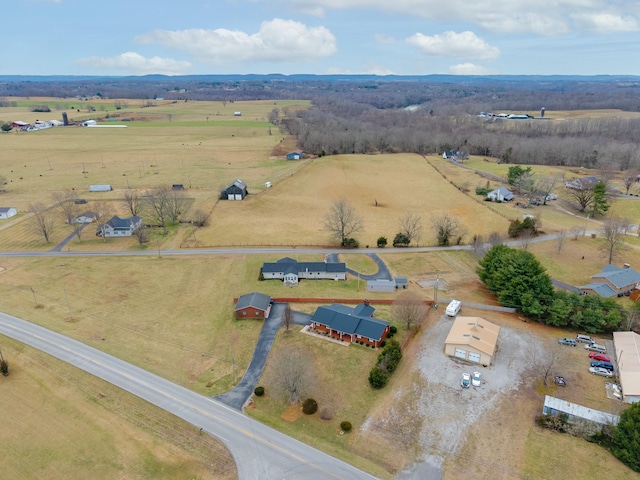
[92,201,114,242]
[133,226,150,246]
[145,187,171,234]
[537,174,563,205]
[192,209,210,227]
[283,303,292,331]
[399,212,423,246]
[528,344,558,386]
[392,291,428,330]
[471,234,486,258]
[165,189,188,223]
[567,184,595,212]
[123,189,143,216]
[52,191,78,224]
[270,346,313,404]
[570,225,583,240]
[28,203,55,243]
[323,198,363,245]
[487,231,504,247]
[600,216,630,264]
[556,229,567,253]
[518,230,534,251]
[431,213,463,246]
[623,171,639,195]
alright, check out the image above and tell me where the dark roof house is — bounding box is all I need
[310,303,390,347]
[261,257,347,284]
[579,264,640,297]
[566,176,600,190]
[97,215,142,237]
[234,292,272,319]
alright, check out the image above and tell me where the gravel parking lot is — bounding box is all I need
[398,314,547,479]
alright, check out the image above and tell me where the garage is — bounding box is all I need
[454,348,467,359]
[443,316,500,366]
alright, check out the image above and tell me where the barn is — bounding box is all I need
[444,316,500,366]
[224,179,247,200]
[234,292,272,319]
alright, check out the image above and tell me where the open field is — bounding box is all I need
[0,337,236,480]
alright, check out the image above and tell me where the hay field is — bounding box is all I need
[0,338,235,480]
[196,154,511,247]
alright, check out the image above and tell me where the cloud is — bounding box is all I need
[135,19,337,66]
[374,34,395,44]
[76,52,192,75]
[283,0,638,35]
[406,31,500,60]
[571,12,638,33]
[448,63,495,75]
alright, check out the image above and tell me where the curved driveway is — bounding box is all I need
[0,311,378,480]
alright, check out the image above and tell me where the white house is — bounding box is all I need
[487,186,514,202]
[261,257,346,284]
[97,215,142,237]
[73,212,100,224]
[0,207,17,219]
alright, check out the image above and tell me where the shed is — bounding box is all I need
[444,316,500,365]
[234,292,272,319]
[543,395,619,428]
[286,150,303,160]
[172,184,184,190]
[233,112,242,116]
[366,279,397,293]
[613,331,640,403]
[0,207,18,219]
[224,179,247,200]
[89,184,112,192]
[394,277,408,289]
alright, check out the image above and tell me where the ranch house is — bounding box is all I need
[579,264,640,297]
[260,257,346,284]
[310,302,390,348]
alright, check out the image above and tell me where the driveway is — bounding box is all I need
[326,252,392,280]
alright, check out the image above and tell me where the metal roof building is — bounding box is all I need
[613,331,640,404]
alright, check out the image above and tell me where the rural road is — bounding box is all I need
[0,311,379,480]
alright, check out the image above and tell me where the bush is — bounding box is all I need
[393,232,410,247]
[368,366,388,389]
[254,386,265,396]
[379,340,386,348]
[341,237,359,248]
[475,187,492,196]
[302,398,318,415]
[340,421,352,432]
[390,326,398,334]
[377,236,388,248]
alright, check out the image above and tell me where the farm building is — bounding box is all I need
[286,150,303,160]
[260,257,346,284]
[444,316,500,366]
[487,186,514,202]
[0,207,18,219]
[542,396,619,433]
[310,302,390,348]
[224,179,247,200]
[366,279,396,293]
[613,331,640,404]
[579,264,640,297]
[11,121,29,129]
[89,184,112,192]
[97,215,142,237]
[72,212,100,224]
[395,277,408,289]
[234,292,272,319]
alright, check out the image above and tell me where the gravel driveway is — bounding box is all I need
[398,314,546,479]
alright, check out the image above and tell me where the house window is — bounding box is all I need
[242,311,246,316]
[255,311,260,315]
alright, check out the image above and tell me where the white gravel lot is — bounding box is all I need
[397,314,547,480]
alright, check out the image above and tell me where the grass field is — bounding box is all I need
[0,338,236,480]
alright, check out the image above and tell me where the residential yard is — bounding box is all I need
[0,338,236,480]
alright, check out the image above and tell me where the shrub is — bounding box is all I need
[368,366,388,389]
[390,326,398,334]
[475,187,492,196]
[340,421,352,432]
[254,386,265,396]
[302,398,318,415]
[341,237,359,248]
[393,232,410,247]
[379,340,386,348]
[377,236,388,248]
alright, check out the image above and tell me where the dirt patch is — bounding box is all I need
[281,404,303,422]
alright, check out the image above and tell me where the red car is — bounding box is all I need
[589,352,611,362]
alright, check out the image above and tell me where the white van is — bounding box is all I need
[446,299,461,317]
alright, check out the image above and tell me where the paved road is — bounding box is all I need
[327,253,392,281]
[0,312,379,480]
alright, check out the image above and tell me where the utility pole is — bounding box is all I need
[433,274,439,305]
[30,287,38,307]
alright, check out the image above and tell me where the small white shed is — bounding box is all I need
[0,207,17,219]
[89,184,112,192]
[366,279,397,293]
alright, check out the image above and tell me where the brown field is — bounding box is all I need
[0,338,236,480]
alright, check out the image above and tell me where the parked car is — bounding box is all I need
[584,343,607,353]
[588,352,611,362]
[472,372,482,387]
[558,338,577,346]
[591,361,614,371]
[554,376,567,387]
[461,373,471,388]
[576,334,595,343]
[589,367,613,378]
[545,194,558,201]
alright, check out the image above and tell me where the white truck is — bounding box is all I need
[446,299,461,317]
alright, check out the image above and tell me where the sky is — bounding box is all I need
[4,0,640,76]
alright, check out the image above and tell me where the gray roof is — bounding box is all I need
[235,292,271,311]
[262,258,346,275]
[311,304,389,341]
[580,283,616,297]
[592,265,640,289]
[543,395,619,426]
[226,179,247,193]
[489,186,514,200]
[0,207,15,213]
[105,215,141,229]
